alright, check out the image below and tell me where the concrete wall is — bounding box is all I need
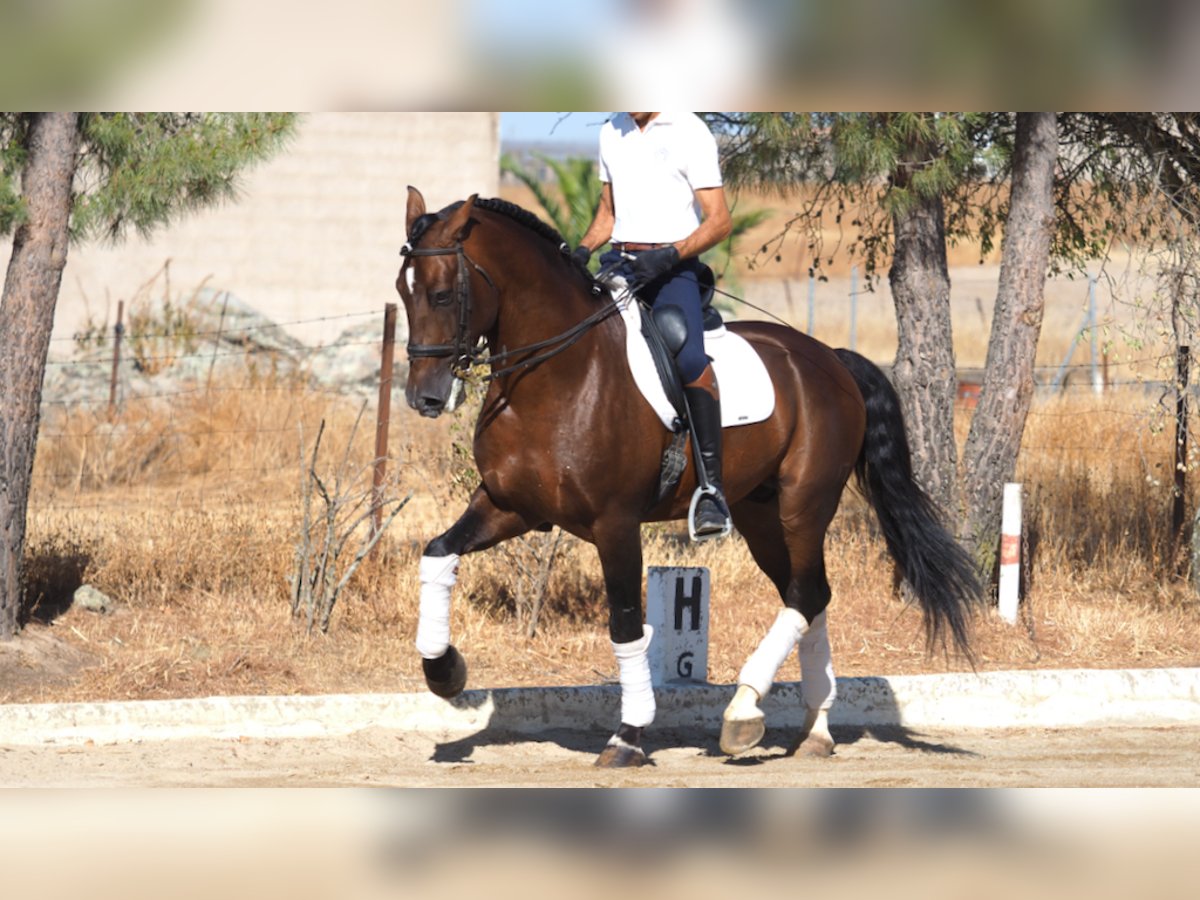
[24,113,500,347]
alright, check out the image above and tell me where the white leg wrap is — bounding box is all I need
[800,707,834,750]
[738,608,807,700]
[415,554,460,660]
[612,625,656,728]
[798,610,837,711]
[725,683,763,721]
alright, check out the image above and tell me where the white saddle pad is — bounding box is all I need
[616,293,775,431]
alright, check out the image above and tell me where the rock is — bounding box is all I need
[308,319,409,398]
[42,290,404,409]
[188,288,308,358]
[73,585,115,614]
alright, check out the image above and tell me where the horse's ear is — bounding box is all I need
[406,186,426,238]
[445,194,478,241]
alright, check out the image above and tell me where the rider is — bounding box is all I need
[573,112,734,539]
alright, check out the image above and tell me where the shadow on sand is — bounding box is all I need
[427,674,976,765]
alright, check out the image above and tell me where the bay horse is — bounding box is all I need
[396,188,982,767]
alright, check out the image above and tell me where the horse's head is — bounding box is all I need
[396,187,491,418]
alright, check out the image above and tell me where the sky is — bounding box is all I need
[500,112,611,145]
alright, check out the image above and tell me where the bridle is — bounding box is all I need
[401,241,494,375]
[400,237,621,382]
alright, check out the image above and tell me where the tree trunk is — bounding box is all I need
[889,190,958,520]
[959,112,1058,575]
[0,113,80,640]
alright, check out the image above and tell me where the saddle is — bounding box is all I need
[637,264,723,427]
[605,264,775,509]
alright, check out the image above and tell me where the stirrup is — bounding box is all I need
[688,485,732,542]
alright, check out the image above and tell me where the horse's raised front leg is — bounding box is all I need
[417,485,530,698]
[592,517,654,769]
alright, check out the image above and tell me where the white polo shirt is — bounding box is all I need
[598,112,723,244]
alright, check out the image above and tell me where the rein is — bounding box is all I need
[402,239,620,382]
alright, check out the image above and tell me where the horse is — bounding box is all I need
[395,188,983,767]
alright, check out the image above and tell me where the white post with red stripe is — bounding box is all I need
[998,482,1022,624]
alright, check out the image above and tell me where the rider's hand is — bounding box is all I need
[570,245,593,269]
[628,246,680,285]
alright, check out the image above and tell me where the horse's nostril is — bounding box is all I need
[417,395,445,418]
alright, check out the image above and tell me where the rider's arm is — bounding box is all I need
[577,182,615,254]
[672,186,733,261]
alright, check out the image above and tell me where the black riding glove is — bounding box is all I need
[628,246,680,285]
[570,245,593,268]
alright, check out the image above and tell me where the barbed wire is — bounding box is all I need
[27,322,1200,521]
[1024,406,1150,419]
[40,382,367,408]
[37,464,294,482]
[41,424,309,438]
[48,307,384,344]
[43,336,385,368]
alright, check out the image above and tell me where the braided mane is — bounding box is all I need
[471,196,568,248]
[420,195,593,281]
[468,196,596,281]
[420,196,566,249]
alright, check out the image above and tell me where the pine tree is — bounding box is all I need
[0,112,296,639]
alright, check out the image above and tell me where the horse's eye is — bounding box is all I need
[430,289,454,307]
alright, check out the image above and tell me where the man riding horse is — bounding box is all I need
[573,111,734,539]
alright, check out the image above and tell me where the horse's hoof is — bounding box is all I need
[794,733,836,758]
[719,713,765,756]
[594,740,648,768]
[422,645,467,698]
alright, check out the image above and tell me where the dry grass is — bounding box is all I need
[9,354,1200,707]
[10,206,1199,702]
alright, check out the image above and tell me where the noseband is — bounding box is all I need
[401,241,495,375]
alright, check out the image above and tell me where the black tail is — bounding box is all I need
[834,348,983,660]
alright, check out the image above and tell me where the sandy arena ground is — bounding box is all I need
[3,723,1199,787]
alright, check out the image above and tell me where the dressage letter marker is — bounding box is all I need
[998,483,1022,625]
[646,566,710,686]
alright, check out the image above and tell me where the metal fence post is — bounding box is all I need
[807,272,815,335]
[849,265,858,351]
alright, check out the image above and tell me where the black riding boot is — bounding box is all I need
[683,366,731,539]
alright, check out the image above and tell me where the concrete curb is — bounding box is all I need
[1,667,1197,747]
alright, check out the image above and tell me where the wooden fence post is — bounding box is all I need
[371,303,397,544]
[107,300,124,417]
[1089,275,1103,394]
[1173,345,1190,554]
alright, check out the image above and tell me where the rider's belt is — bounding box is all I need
[612,241,673,252]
